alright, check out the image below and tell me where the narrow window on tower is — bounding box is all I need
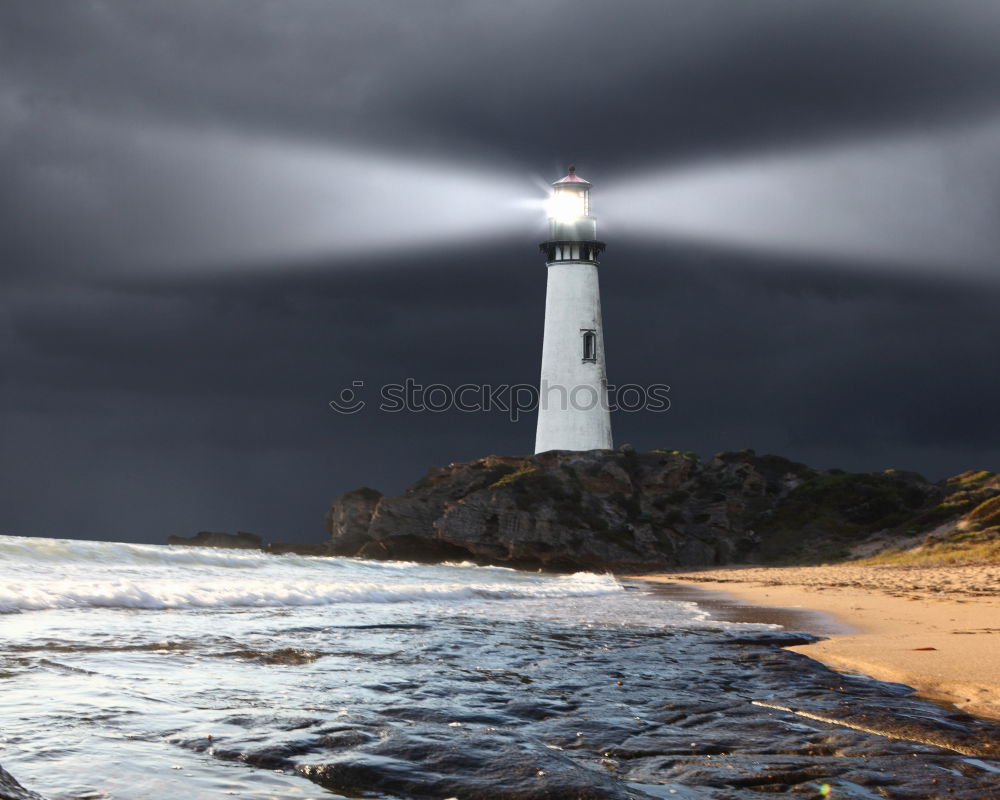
[582,330,597,362]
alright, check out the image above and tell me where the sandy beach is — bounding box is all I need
[635,564,1000,721]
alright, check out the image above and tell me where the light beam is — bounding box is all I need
[21,111,1000,284]
[18,118,542,277]
[600,119,1000,280]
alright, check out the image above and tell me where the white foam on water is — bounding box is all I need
[0,535,627,614]
[0,575,628,613]
[0,536,770,629]
[0,534,281,569]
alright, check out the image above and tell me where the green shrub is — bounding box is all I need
[771,472,926,531]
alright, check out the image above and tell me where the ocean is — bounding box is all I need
[1,534,998,799]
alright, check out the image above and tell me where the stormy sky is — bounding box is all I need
[3,1,1000,545]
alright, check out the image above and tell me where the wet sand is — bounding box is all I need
[634,564,1000,721]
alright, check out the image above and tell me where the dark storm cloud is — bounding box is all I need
[372,1,1000,167]
[6,2,1000,164]
[2,1,1000,543]
[8,1,1000,151]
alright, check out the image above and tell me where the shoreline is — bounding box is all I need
[631,564,1000,721]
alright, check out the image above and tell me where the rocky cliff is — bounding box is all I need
[325,447,999,571]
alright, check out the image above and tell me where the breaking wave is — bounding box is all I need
[0,574,625,613]
[0,535,624,613]
[0,534,281,569]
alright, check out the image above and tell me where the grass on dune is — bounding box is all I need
[854,527,1000,567]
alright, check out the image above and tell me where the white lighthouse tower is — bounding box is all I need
[534,166,613,453]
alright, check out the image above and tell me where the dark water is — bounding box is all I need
[5,617,1000,799]
[1,538,998,799]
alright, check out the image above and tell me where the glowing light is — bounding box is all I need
[547,188,588,221]
[819,782,832,797]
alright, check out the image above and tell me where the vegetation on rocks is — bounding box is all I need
[326,447,999,571]
[751,471,935,563]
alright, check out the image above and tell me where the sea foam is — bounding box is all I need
[0,535,625,613]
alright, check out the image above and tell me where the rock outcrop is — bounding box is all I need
[323,486,383,555]
[167,530,264,550]
[0,764,44,800]
[326,447,983,571]
[165,531,335,556]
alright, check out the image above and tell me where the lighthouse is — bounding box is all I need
[534,166,613,453]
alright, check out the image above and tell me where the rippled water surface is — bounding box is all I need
[1,535,998,799]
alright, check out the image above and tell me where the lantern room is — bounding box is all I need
[547,165,592,221]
